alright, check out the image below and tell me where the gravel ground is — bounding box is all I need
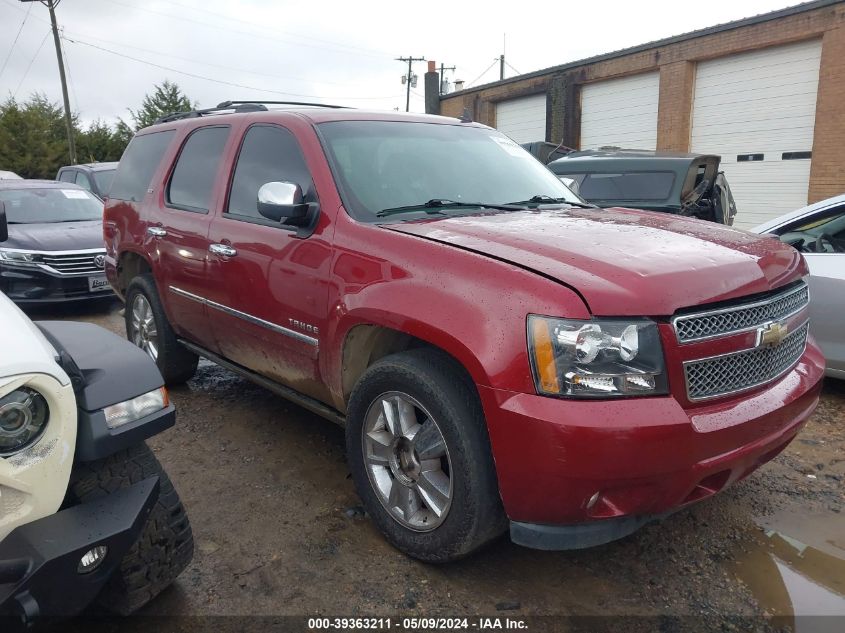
[30,299,845,632]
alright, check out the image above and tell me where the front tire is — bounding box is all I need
[125,274,198,385]
[69,443,194,615]
[346,348,506,562]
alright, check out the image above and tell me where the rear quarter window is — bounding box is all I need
[110,130,176,202]
[166,126,230,212]
[564,171,675,201]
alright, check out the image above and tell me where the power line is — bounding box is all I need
[158,0,390,59]
[13,28,50,98]
[0,1,33,81]
[58,29,370,90]
[63,36,404,101]
[100,0,391,61]
[505,61,522,76]
[466,59,499,88]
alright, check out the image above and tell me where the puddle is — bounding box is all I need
[729,510,845,630]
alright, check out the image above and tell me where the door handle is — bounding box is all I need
[209,243,238,258]
[147,226,167,238]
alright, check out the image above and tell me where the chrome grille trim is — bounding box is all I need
[672,283,809,344]
[40,250,106,275]
[683,321,809,401]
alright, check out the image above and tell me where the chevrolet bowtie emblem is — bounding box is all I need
[757,321,788,348]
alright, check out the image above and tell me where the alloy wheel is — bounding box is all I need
[130,294,159,361]
[362,391,453,531]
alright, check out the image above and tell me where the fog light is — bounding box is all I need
[78,545,108,574]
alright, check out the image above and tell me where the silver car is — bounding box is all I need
[752,194,845,379]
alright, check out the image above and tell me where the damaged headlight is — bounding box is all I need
[103,387,169,429]
[528,316,668,397]
[0,387,49,456]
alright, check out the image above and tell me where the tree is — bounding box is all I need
[76,119,126,164]
[0,94,70,178]
[121,80,195,131]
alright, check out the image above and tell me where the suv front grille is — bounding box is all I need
[673,283,809,343]
[40,251,105,275]
[683,322,809,401]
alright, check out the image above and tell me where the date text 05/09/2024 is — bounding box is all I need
[307,617,528,630]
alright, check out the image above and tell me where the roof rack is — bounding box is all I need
[153,100,349,124]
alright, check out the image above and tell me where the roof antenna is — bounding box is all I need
[458,107,473,123]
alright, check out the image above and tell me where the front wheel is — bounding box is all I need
[346,349,506,562]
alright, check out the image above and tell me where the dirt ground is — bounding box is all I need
[30,299,845,631]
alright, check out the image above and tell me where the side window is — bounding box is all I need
[110,130,176,202]
[58,170,75,183]
[167,126,230,213]
[75,171,93,191]
[776,206,845,253]
[779,207,845,237]
[226,125,313,221]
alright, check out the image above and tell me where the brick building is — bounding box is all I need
[431,0,845,228]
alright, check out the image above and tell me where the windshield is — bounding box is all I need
[557,171,675,202]
[92,169,116,195]
[0,187,103,223]
[318,121,583,221]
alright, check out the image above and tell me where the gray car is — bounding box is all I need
[752,194,845,379]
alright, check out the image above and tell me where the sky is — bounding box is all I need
[0,0,807,127]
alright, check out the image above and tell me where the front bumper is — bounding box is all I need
[0,477,158,624]
[0,264,114,304]
[481,341,826,549]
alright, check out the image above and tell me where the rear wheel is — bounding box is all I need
[346,348,506,562]
[125,274,198,385]
[69,443,194,615]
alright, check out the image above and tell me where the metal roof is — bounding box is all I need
[448,0,842,97]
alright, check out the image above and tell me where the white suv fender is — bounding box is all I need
[0,295,77,540]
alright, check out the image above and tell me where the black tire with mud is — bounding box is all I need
[68,443,194,615]
[125,273,198,385]
[346,348,506,562]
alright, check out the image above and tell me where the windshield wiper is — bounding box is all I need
[507,195,597,209]
[377,198,525,218]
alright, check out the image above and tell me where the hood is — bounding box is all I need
[3,220,104,252]
[385,207,806,316]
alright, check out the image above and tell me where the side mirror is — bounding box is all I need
[257,181,309,222]
[0,201,7,242]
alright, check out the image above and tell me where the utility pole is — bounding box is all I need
[20,0,76,163]
[500,33,506,81]
[439,63,456,95]
[396,56,425,112]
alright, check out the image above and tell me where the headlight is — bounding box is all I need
[0,387,50,456]
[0,249,42,267]
[103,387,168,429]
[528,316,668,397]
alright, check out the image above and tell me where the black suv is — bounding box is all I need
[548,149,737,225]
[56,162,118,200]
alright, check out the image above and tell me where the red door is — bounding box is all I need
[146,125,232,352]
[205,122,334,403]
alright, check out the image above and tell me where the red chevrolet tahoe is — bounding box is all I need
[103,102,825,561]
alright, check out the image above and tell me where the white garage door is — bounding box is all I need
[580,72,659,150]
[691,40,822,229]
[495,94,547,143]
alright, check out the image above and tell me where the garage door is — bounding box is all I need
[691,40,822,229]
[495,94,547,143]
[580,72,659,150]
